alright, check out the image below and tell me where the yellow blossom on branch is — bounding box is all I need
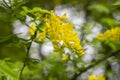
[88,74,106,80]
[29,24,36,36]
[98,27,120,42]
[45,11,84,56]
[29,24,46,42]
[29,10,84,56]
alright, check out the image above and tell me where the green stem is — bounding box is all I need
[19,31,37,80]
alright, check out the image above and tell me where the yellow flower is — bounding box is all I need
[35,12,41,19]
[97,27,120,42]
[88,74,106,80]
[59,13,67,20]
[61,54,69,61]
[37,33,46,40]
[88,74,96,80]
[29,24,36,36]
[29,24,46,42]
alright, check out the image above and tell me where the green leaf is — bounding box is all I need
[101,18,117,28]
[113,0,120,6]
[88,4,110,14]
[22,6,29,12]
[0,60,19,80]
[108,43,116,51]
[0,35,11,43]
[32,7,50,14]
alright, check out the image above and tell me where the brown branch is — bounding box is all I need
[71,49,120,80]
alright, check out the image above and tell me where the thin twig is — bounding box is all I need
[71,49,120,80]
[19,31,37,80]
[39,44,45,60]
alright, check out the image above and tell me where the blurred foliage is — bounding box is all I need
[0,0,120,80]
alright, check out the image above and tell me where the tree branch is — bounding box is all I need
[18,31,37,80]
[71,49,120,80]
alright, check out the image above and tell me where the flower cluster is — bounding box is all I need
[28,23,46,41]
[88,74,106,80]
[98,27,120,42]
[29,11,84,56]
